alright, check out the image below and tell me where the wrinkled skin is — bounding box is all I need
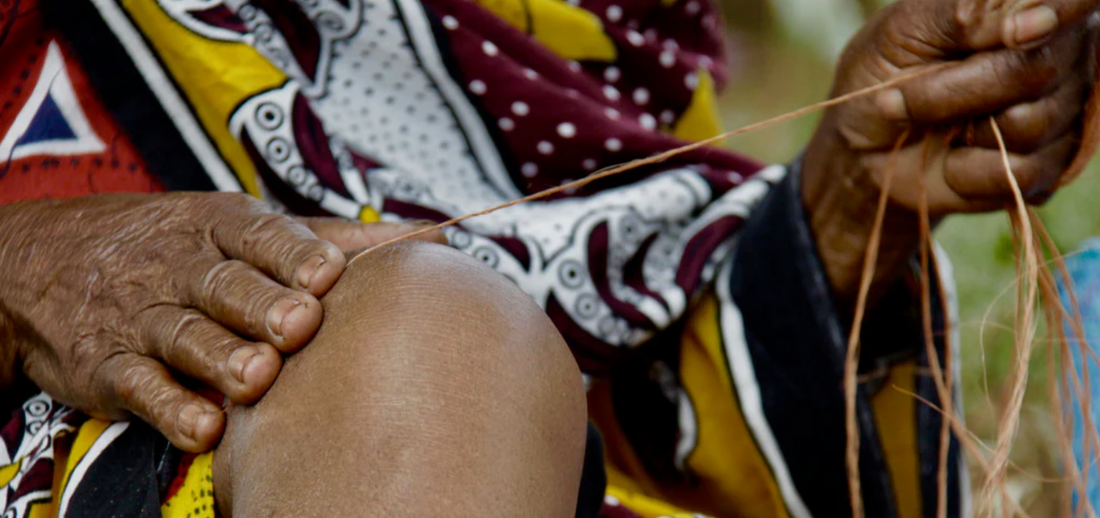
[2,0,1099,455]
[0,192,442,451]
[803,0,1100,310]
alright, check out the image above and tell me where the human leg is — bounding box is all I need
[212,241,588,517]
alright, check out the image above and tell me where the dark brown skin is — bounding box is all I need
[0,192,443,451]
[211,242,587,517]
[803,0,1100,312]
[0,0,1098,502]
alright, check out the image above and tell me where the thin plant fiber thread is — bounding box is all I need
[982,117,1042,517]
[345,64,952,266]
[340,50,1100,516]
[842,130,909,518]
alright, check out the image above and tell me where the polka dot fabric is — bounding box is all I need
[3,2,963,518]
[426,0,754,197]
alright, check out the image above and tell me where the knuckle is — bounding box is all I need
[211,191,262,210]
[200,260,249,305]
[245,213,291,240]
[209,333,246,368]
[952,1,969,28]
[1002,106,1049,149]
[145,385,182,430]
[114,364,151,404]
[165,311,206,360]
[1020,48,1058,92]
[169,316,244,386]
[84,348,125,403]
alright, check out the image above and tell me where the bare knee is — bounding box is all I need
[214,241,587,517]
[315,241,587,436]
[321,241,584,398]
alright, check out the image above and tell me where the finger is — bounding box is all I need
[1026,188,1058,205]
[948,0,1100,49]
[944,132,1077,198]
[100,353,225,452]
[207,194,345,297]
[296,217,449,250]
[999,0,1100,48]
[181,256,321,351]
[961,76,1087,152]
[875,29,1082,123]
[138,306,283,403]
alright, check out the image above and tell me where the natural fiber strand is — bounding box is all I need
[331,50,1098,516]
[983,117,1041,517]
[346,64,951,266]
[891,384,1033,517]
[1029,215,1097,518]
[915,133,954,518]
[842,131,910,518]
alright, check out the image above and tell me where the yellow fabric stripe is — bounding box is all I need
[58,419,111,498]
[676,292,791,518]
[605,485,696,518]
[526,0,616,61]
[589,293,792,517]
[671,68,722,142]
[119,0,288,198]
[473,0,528,29]
[870,361,922,518]
[26,501,52,518]
[161,452,216,518]
[0,458,20,488]
[472,0,616,61]
[22,429,78,518]
[604,462,648,496]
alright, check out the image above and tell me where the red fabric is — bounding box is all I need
[598,502,645,518]
[0,0,162,206]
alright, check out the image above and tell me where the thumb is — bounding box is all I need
[883,0,1098,55]
[955,0,1100,49]
[295,217,448,252]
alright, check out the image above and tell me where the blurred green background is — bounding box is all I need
[712,0,1100,512]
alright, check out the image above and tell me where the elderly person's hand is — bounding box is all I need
[803,0,1099,309]
[0,193,442,451]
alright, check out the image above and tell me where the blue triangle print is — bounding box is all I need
[14,94,76,147]
[0,41,105,161]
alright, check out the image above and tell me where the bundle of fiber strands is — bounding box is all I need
[1059,238,1100,512]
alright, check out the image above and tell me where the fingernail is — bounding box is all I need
[177,404,203,440]
[409,219,438,228]
[296,255,327,290]
[228,346,260,384]
[875,88,908,121]
[1010,5,1058,47]
[194,412,218,440]
[266,298,302,340]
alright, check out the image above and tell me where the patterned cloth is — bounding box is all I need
[0,0,968,517]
